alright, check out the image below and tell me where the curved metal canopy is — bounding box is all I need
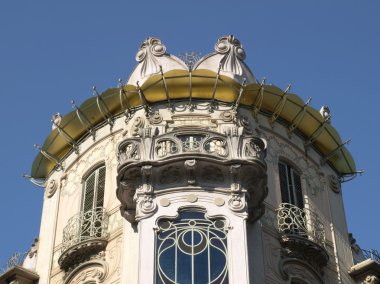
[31,69,356,179]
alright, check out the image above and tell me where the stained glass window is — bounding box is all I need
[156,211,229,284]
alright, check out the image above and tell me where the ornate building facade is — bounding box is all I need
[1,35,379,284]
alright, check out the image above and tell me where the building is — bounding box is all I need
[1,35,379,284]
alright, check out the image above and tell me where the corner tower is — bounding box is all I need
[5,35,370,284]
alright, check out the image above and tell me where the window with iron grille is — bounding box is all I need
[81,165,106,237]
[278,161,304,209]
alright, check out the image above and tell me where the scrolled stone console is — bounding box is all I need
[116,123,268,223]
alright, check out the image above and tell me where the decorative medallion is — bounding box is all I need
[328,174,341,193]
[46,178,58,198]
[132,117,145,136]
[149,111,163,125]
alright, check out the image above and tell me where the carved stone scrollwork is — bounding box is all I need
[136,37,166,78]
[220,110,235,122]
[215,35,246,76]
[149,110,163,125]
[328,174,341,193]
[228,194,246,213]
[135,165,157,220]
[279,235,329,283]
[238,115,252,135]
[118,140,140,163]
[132,117,145,137]
[245,137,267,162]
[45,178,58,198]
[363,275,380,284]
[63,253,108,284]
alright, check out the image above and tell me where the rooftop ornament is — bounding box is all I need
[29,35,359,180]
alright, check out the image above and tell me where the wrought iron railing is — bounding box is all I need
[277,203,326,247]
[61,207,109,253]
[361,249,380,263]
[0,252,28,273]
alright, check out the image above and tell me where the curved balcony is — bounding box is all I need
[58,207,109,271]
[276,203,329,277]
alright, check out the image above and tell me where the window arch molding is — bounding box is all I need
[81,161,107,184]
[135,192,251,284]
[155,207,230,284]
[278,156,303,177]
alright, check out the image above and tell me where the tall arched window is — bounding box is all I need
[82,165,106,212]
[81,165,106,238]
[278,161,303,208]
[156,210,229,284]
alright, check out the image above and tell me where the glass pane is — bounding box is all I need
[156,211,228,284]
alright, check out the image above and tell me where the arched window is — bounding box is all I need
[156,210,229,284]
[81,165,106,238]
[278,161,304,208]
[82,165,106,212]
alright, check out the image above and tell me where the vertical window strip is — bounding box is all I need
[278,161,304,209]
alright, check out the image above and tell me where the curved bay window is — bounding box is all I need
[278,161,304,208]
[156,211,228,284]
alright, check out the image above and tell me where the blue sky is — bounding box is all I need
[0,1,379,266]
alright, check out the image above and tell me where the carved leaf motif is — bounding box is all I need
[215,35,246,76]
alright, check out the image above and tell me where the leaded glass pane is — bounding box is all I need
[156,211,228,284]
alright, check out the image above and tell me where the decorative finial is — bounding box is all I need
[215,35,246,76]
[136,37,167,78]
[52,113,62,130]
[320,106,331,123]
[178,51,201,69]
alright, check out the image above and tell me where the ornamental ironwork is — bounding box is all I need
[156,211,229,284]
[0,252,27,273]
[361,249,380,263]
[61,207,109,253]
[277,203,326,247]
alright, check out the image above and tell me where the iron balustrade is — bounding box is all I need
[61,207,109,253]
[361,249,380,263]
[277,203,326,247]
[0,252,28,273]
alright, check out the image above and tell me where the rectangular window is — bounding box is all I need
[278,161,304,209]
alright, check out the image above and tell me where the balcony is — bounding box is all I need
[58,207,109,271]
[350,249,380,283]
[276,203,329,277]
[0,252,39,284]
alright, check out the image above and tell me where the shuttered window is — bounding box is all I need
[82,165,106,212]
[278,161,304,209]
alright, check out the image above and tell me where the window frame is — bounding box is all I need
[81,164,106,213]
[278,160,304,209]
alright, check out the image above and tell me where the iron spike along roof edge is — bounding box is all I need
[118,79,136,123]
[340,169,364,183]
[269,84,291,126]
[51,119,79,154]
[321,139,351,165]
[208,63,222,113]
[136,81,151,117]
[71,100,96,141]
[187,66,194,111]
[288,97,312,135]
[304,115,331,147]
[232,78,247,113]
[159,65,173,111]
[22,173,46,188]
[93,86,114,128]
[252,78,266,120]
[34,144,64,171]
